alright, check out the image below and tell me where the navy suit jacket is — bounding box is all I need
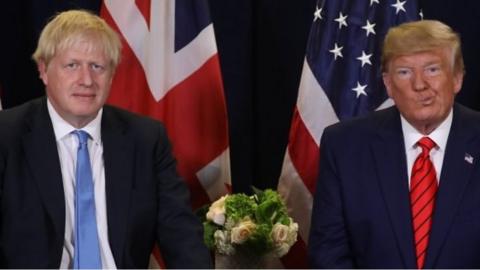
[308,103,480,268]
[0,98,212,268]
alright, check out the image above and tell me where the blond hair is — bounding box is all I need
[32,9,121,69]
[381,20,464,73]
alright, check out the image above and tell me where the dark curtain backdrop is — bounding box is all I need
[1,0,479,194]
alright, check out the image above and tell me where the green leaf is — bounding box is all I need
[225,194,256,222]
[244,223,274,256]
[255,189,289,225]
[203,221,219,249]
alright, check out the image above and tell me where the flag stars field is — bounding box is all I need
[392,0,407,14]
[357,51,373,67]
[362,20,376,36]
[352,82,368,98]
[329,43,344,60]
[334,12,348,29]
[314,7,323,21]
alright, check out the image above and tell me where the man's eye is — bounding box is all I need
[65,63,78,69]
[91,64,105,72]
[425,66,440,76]
[395,69,411,79]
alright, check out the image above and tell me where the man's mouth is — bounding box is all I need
[419,96,434,106]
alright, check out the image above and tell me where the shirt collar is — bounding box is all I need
[47,98,102,143]
[401,108,453,151]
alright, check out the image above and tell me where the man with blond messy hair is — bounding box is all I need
[0,10,211,268]
[309,20,480,268]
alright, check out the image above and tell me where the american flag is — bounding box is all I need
[100,0,230,267]
[278,0,419,267]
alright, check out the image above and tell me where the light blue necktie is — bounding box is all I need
[73,130,102,269]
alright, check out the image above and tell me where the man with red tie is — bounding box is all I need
[308,20,480,268]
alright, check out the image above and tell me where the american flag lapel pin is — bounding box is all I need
[465,153,474,164]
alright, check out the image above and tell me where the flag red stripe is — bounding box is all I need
[287,108,319,195]
[134,0,151,28]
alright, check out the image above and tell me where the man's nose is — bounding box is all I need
[79,65,93,86]
[413,71,427,91]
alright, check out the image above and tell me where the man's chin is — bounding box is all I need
[71,108,101,120]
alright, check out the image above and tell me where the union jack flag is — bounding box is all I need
[278,0,419,267]
[101,0,230,267]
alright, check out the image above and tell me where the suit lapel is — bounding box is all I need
[424,105,480,268]
[21,99,65,243]
[101,107,134,266]
[371,107,417,269]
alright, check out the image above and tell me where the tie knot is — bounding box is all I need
[417,136,436,154]
[73,130,90,145]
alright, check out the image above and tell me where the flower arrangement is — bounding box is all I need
[203,188,298,258]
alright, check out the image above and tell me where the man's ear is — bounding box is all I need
[452,71,464,95]
[38,61,48,85]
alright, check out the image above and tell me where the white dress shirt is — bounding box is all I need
[401,109,453,188]
[47,100,117,269]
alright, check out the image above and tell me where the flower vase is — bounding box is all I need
[215,250,280,269]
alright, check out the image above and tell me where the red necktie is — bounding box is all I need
[410,137,438,269]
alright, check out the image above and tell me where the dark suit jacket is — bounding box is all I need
[0,98,212,268]
[308,103,480,268]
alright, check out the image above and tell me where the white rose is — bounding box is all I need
[271,220,299,257]
[271,223,289,244]
[286,221,299,246]
[230,219,256,244]
[206,195,227,225]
